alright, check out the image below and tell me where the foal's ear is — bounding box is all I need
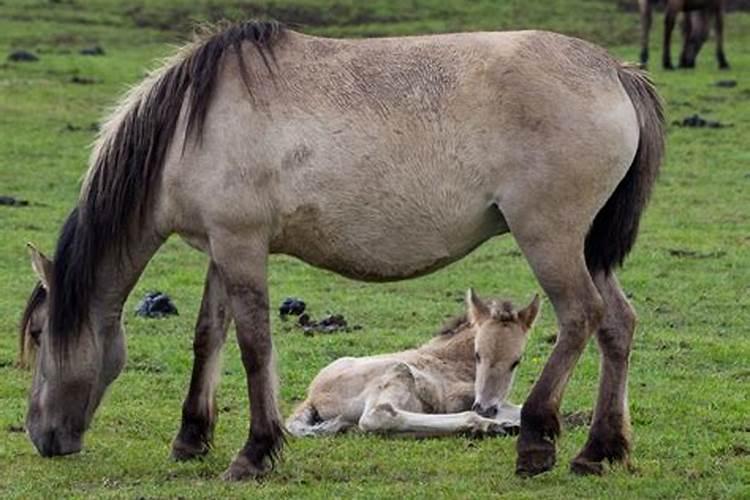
[466,288,490,324]
[27,243,53,289]
[518,294,541,331]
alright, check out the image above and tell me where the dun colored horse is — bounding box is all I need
[21,21,664,480]
[639,0,730,69]
[287,290,539,438]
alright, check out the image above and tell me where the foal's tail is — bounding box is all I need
[584,64,665,274]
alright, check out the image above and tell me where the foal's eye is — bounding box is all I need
[510,359,521,370]
[475,352,481,363]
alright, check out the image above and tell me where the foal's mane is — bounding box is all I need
[47,20,286,355]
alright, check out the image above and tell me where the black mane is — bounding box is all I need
[48,21,286,354]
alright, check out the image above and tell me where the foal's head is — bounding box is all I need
[466,289,540,419]
[22,245,126,457]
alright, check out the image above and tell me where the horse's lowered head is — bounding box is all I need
[466,289,540,419]
[23,244,127,457]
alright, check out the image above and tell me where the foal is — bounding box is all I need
[287,290,539,438]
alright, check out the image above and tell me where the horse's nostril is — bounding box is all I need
[472,402,481,413]
[474,404,498,419]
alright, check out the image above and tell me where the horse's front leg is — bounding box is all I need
[172,261,231,460]
[211,236,284,481]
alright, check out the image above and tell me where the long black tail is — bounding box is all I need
[585,64,665,274]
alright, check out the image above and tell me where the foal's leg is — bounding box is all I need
[714,4,730,69]
[663,5,678,69]
[511,234,604,477]
[639,0,653,67]
[571,272,636,475]
[211,237,284,481]
[172,262,231,460]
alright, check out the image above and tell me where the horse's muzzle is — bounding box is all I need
[472,402,499,419]
[32,429,82,457]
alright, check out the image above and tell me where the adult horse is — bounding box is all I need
[22,21,664,480]
[638,0,730,69]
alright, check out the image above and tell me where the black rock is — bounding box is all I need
[8,50,38,62]
[135,291,179,318]
[80,46,105,56]
[279,297,306,317]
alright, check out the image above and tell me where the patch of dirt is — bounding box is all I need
[0,195,29,207]
[714,80,738,88]
[71,76,97,85]
[667,248,727,259]
[563,410,592,428]
[64,122,99,132]
[7,50,38,62]
[730,444,750,456]
[673,114,730,128]
[79,45,105,56]
[299,313,361,335]
[7,424,25,433]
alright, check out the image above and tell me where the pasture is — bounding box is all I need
[1,0,748,498]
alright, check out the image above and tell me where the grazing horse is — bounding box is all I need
[21,21,664,480]
[287,290,539,438]
[638,0,730,69]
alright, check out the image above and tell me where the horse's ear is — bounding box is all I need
[466,288,490,324]
[518,294,541,331]
[28,243,52,289]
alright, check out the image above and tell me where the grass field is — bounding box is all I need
[1,1,749,498]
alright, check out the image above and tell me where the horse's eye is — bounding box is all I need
[510,359,521,370]
[475,352,481,363]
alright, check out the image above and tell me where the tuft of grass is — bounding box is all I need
[1,1,749,498]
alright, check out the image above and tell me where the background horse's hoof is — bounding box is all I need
[221,454,269,481]
[515,444,556,477]
[570,457,604,476]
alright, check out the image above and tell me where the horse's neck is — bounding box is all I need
[417,330,475,382]
[88,230,163,329]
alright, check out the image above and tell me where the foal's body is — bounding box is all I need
[24,24,664,480]
[288,294,538,437]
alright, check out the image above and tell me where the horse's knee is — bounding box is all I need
[359,403,399,432]
[558,294,605,351]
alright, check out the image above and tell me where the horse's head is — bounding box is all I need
[466,289,539,419]
[23,244,126,457]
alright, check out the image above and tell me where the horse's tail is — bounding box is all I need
[584,64,665,274]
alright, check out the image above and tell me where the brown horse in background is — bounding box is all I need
[639,0,730,69]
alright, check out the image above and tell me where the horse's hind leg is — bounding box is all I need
[210,235,284,481]
[714,4,730,69]
[510,227,604,477]
[663,5,678,69]
[172,262,230,460]
[571,272,636,475]
[639,0,653,67]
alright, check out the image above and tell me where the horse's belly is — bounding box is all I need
[271,195,506,281]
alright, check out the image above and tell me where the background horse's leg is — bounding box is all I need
[172,262,231,460]
[714,3,730,69]
[639,0,653,67]
[211,236,284,481]
[571,272,636,475]
[663,5,678,69]
[511,232,604,477]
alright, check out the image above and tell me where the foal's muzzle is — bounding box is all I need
[472,402,498,419]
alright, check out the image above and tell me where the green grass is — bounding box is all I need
[1,1,749,498]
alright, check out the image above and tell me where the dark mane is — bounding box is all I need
[49,21,286,354]
[434,314,470,337]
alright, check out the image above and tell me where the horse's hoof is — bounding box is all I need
[570,456,604,476]
[221,454,269,481]
[171,438,209,461]
[515,442,556,477]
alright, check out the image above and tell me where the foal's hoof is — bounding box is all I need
[171,438,209,461]
[221,454,269,481]
[570,456,604,476]
[515,441,556,477]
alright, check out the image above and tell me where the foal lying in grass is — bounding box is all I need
[287,290,539,438]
